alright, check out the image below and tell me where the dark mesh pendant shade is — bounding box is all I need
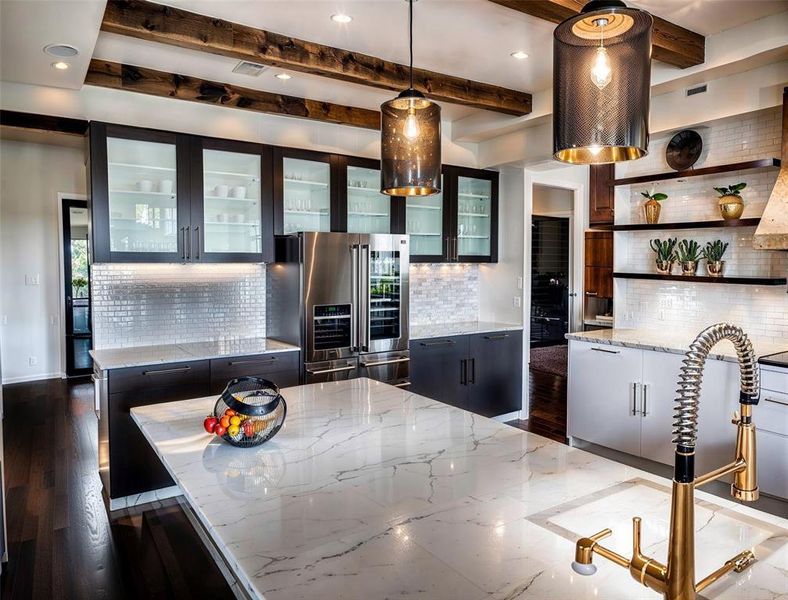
[553,2,653,164]
[381,90,441,196]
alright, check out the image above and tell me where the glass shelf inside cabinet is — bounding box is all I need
[406,177,443,256]
[203,149,261,254]
[347,166,390,234]
[283,158,330,233]
[107,137,178,253]
[369,250,401,341]
[457,176,491,256]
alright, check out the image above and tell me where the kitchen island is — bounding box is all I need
[131,378,788,599]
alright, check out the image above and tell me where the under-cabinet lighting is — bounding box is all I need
[275,73,292,80]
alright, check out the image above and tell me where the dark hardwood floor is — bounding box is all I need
[1,377,233,600]
[507,367,568,444]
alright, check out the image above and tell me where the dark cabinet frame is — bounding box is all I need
[337,154,406,234]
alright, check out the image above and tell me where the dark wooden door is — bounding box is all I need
[584,231,613,299]
[409,336,469,409]
[589,164,615,226]
[467,330,523,417]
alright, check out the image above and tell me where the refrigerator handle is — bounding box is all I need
[360,244,370,352]
[350,244,359,352]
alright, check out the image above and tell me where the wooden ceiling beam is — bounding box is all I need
[489,0,705,69]
[86,59,381,130]
[100,0,532,116]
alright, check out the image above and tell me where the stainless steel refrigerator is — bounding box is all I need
[267,232,410,387]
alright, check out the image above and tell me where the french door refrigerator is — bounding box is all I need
[267,232,410,387]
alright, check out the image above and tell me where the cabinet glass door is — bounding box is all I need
[106,137,179,254]
[457,176,492,257]
[347,166,390,234]
[202,149,261,254]
[283,157,330,233]
[406,177,443,257]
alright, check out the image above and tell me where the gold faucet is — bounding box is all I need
[571,324,760,600]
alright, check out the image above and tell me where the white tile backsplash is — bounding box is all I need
[614,107,788,342]
[409,263,480,325]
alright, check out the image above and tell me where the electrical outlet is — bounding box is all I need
[29,356,38,366]
[517,277,523,290]
[25,273,40,286]
[513,296,522,308]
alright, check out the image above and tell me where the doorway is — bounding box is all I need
[62,199,92,376]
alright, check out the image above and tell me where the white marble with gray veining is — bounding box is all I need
[566,328,788,363]
[90,337,299,370]
[410,320,523,340]
[131,378,788,600]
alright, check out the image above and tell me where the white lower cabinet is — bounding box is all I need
[568,339,785,499]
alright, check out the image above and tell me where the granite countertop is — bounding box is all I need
[566,328,788,363]
[90,337,300,370]
[131,378,787,600]
[410,320,523,340]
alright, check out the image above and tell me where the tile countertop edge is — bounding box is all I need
[90,338,300,371]
[409,321,523,341]
[565,329,788,364]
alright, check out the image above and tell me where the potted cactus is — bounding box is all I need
[702,240,729,277]
[640,188,668,224]
[649,237,678,275]
[676,239,702,276]
[713,183,746,220]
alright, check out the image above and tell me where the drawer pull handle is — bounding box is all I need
[142,366,192,376]
[631,382,639,416]
[306,365,356,375]
[393,381,411,388]
[228,357,278,366]
[764,396,788,407]
[420,340,454,347]
[484,333,510,340]
[591,347,620,355]
[585,291,598,296]
[360,357,410,368]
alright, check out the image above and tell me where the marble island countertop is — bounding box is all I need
[567,328,788,364]
[131,378,787,600]
[90,337,299,370]
[410,320,523,340]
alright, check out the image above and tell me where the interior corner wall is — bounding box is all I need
[0,139,87,383]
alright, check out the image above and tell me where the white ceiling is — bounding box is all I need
[2,0,787,123]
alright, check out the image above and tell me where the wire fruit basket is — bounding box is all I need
[208,377,287,448]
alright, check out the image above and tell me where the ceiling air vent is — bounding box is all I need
[232,61,267,77]
[686,84,708,97]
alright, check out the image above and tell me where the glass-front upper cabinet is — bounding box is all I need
[192,138,271,262]
[406,174,445,261]
[275,149,333,234]
[342,157,404,235]
[91,123,190,262]
[446,166,499,263]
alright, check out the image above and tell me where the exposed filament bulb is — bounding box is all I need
[590,46,612,90]
[404,110,420,140]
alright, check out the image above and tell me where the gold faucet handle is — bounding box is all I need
[731,410,740,425]
[589,528,613,543]
[632,517,643,556]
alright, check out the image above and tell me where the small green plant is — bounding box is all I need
[676,239,702,262]
[72,276,88,297]
[641,188,668,202]
[713,183,746,197]
[702,240,729,262]
[649,238,677,262]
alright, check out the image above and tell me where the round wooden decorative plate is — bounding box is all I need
[666,129,702,171]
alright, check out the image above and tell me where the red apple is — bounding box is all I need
[214,424,227,437]
[203,416,218,434]
[242,421,254,438]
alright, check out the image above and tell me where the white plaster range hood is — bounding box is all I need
[753,87,788,250]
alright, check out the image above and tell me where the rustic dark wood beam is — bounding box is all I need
[0,110,89,135]
[100,0,532,116]
[489,0,705,69]
[85,59,381,130]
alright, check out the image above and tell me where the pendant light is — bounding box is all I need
[553,0,653,164]
[380,0,441,196]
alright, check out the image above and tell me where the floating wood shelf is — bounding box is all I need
[612,158,781,186]
[613,272,786,286]
[612,218,761,231]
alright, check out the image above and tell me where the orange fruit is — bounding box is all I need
[220,416,231,428]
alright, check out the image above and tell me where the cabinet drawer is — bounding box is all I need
[210,352,300,393]
[109,360,210,395]
[758,429,788,499]
[759,393,788,436]
[760,365,787,394]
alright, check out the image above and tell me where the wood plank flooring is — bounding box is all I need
[0,377,234,600]
[507,367,568,444]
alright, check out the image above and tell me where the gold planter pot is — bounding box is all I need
[643,199,661,224]
[718,194,744,220]
[706,260,725,277]
[655,259,674,275]
[680,260,699,276]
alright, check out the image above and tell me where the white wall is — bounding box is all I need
[0,139,86,383]
[533,184,574,215]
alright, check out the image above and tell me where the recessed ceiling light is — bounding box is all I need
[44,43,79,58]
[511,51,529,60]
[52,61,70,70]
[330,13,352,24]
[275,73,292,80]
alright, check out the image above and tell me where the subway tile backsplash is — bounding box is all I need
[93,262,479,349]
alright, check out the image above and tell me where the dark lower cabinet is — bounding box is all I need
[102,351,300,500]
[409,330,523,417]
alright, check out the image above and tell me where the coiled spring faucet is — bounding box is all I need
[571,323,761,600]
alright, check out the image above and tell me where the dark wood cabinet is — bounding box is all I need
[589,164,615,226]
[209,351,300,394]
[337,155,406,235]
[410,330,522,416]
[584,231,613,299]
